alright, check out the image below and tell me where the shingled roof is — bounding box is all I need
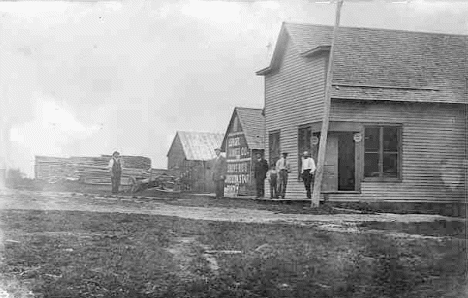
[258,22,468,104]
[170,131,224,161]
[221,107,265,150]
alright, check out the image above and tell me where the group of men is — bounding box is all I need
[108,148,316,201]
[209,147,317,200]
[254,151,316,199]
[107,148,229,197]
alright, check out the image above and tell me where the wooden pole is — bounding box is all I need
[311,0,344,207]
[464,79,467,231]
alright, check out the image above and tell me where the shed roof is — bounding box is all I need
[172,131,224,161]
[258,22,468,104]
[221,107,265,150]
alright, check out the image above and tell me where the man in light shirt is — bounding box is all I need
[275,152,291,199]
[301,151,316,200]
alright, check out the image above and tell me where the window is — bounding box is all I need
[269,131,280,167]
[364,125,401,180]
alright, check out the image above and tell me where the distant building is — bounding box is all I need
[167,131,224,193]
[256,22,467,214]
[221,107,265,196]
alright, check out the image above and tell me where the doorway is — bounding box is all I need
[337,132,355,191]
[321,132,356,192]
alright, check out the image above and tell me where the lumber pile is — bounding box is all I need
[35,156,77,182]
[35,155,164,186]
[101,155,151,169]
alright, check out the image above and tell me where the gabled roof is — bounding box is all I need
[257,22,468,104]
[168,131,224,161]
[221,107,265,151]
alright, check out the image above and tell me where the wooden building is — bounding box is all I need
[167,131,224,193]
[256,23,467,211]
[221,107,265,196]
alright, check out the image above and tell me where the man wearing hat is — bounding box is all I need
[253,152,269,198]
[108,151,123,194]
[212,148,227,199]
[301,151,316,200]
[275,152,291,199]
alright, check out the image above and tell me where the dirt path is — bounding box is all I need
[0,189,463,225]
[0,189,464,297]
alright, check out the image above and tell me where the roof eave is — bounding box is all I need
[301,45,331,57]
[256,67,272,76]
[255,23,288,77]
[220,109,238,151]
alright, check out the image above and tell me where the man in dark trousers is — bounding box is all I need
[254,152,269,198]
[301,151,316,200]
[212,148,227,199]
[108,151,123,194]
[275,152,291,199]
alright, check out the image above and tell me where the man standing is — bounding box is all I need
[253,152,269,198]
[108,151,122,194]
[275,152,291,199]
[301,151,316,200]
[212,148,227,199]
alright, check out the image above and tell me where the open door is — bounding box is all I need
[337,132,356,191]
[322,135,339,192]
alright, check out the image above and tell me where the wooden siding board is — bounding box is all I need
[330,100,465,202]
[264,38,327,199]
[263,32,465,203]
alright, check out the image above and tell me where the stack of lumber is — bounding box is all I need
[151,168,170,176]
[101,155,151,169]
[35,155,156,186]
[35,156,77,182]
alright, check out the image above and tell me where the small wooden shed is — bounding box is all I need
[221,107,265,196]
[167,131,224,193]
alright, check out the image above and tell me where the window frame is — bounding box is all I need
[363,124,402,182]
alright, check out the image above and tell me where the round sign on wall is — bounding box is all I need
[353,133,362,142]
[311,136,319,145]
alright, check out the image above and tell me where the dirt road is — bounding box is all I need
[0,189,462,225]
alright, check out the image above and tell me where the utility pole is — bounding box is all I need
[311,0,344,207]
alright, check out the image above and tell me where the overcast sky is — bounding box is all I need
[0,0,467,176]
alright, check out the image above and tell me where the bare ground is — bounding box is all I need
[0,189,463,228]
[0,189,465,298]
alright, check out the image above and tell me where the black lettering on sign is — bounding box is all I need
[228,148,241,157]
[228,137,241,147]
[225,184,239,195]
[227,161,250,173]
[240,147,249,157]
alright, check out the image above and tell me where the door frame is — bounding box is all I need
[310,121,363,193]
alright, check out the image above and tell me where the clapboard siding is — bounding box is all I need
[260,23,467,204]
[327,99,465,203]
[264,35,327,198]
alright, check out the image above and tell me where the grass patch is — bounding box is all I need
[359,220,467,239]
[0,210,465,297]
